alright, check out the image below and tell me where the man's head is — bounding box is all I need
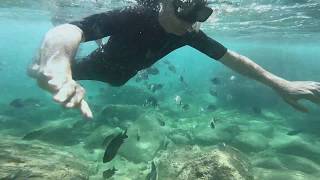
[173,0,213,23]
[158,0,213,35]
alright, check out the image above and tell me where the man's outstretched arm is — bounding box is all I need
[187,31,320,112]
[219,50,320,112]
[28,8,139,119]
[28,24,93,119]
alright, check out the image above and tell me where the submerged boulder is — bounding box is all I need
[97,104,144,128]
[0,136,89,179]
[157,145,253,180]
[232,131,270,152]
[119,111,168,163]
[21,118,84,146]
[271,137,320,164]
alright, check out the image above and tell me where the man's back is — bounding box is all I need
[70,3,226,85]
[71,5,187,85]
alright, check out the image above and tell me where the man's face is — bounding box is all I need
[159,0,200,36]
[168,14,197,35]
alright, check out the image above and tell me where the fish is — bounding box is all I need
[287,129,302,136]
[157,118,165,126]
[103,166,117,179]
[136,70,149,82]
[226,94,233,101]
[168,64,176,73]
[210,118,216,129]
[145,67,160,75]
[174,95,182,106]
[210,77,221,85]
[147,83,163,93]
[252,106,262,114]
[22,129,44,140]
[206,104,217,112]
[23,98,41,105]
[199,107,205,113]
[9,98,25,108]
[162,59,170,65]
[230,75,236,81]
[179,75,184,82]
[99,88,106,92]
[137,129,141,141]
[143,97,159,108]
[179,75,188,87]
[209,88,218,97]
[102,133,117,147]
[9,98,41,108]
[181,104,190,111]
[103,129,128,163]
[145,161,158,180]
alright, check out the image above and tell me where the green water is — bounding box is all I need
[0,1,320,180]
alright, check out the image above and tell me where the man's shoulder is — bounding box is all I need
[182,30,207,40]
[108,5,158,19]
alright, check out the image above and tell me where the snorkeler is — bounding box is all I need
[28,0,320,119]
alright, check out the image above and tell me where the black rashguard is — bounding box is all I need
[70,5,227,86]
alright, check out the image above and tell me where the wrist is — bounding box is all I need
[263,72,289,91]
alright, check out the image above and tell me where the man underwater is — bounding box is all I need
[28,0,320,118]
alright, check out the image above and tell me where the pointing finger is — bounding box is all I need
[80,100,93,120]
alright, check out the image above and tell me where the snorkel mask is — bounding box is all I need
[173,0,213,23]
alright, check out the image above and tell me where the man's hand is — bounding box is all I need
[28,24,93,119]
[28,54,93,119]
[276,81,320,112]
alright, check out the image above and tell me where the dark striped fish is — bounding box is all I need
[103,129,128,163]
[103,166,117,179]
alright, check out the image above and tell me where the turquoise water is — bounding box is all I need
[1,0,320,179]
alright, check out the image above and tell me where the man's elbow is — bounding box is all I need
[219,50,243,63]
[43,24,84,47]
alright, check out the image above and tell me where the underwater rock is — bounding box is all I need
[253,153,320,175]
[119,112,167,163]
[157,145,253,180]
[0,136,89,179]
[98,85,154,105]
[168,129,193,145]
[245,120,274,138]
[83,126,119,150]
[22,121,82,146]
[192,123,240,146]
[98,105,144,127]
[22,129,45,140]
[254,168,320,180]
[272,138,320,163]
[232,132,269,152]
